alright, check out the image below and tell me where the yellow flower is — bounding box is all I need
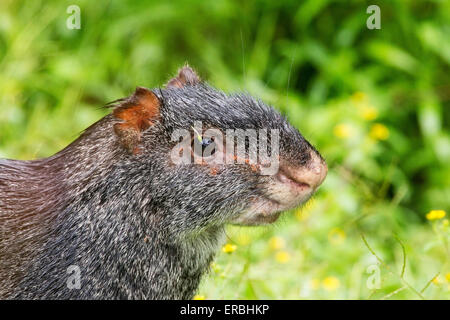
[432,276,440,285]
[351,91,368,105]
[322,276,340,291]
[275,251,291,264]
[359,105,378,121]
[269,236,286,250]
[328,227,346,245]
[295,209,310,221]
[222,243,237,253]
[295,199,315,221]
[369,123,389,140]
[309,278,320,290]
[193,294,205,300]
[426,210,446,220]
[295,208,306,221]
[445,273,450,282]
[333,123,352,139]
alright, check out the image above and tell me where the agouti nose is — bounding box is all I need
[302,152,327,190]
[278,152,327,190]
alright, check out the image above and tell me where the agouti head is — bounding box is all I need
[111,66,327,229]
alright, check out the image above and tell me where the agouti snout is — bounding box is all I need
[0,65,326,299]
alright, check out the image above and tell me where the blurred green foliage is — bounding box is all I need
[0,0,449,299]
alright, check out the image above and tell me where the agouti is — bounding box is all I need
[0,66,327,299]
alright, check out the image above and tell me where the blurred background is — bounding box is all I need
[0,0,449,299]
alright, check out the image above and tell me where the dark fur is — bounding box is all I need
[0,76,318,299]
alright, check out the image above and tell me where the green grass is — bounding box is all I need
[0,0,449,299]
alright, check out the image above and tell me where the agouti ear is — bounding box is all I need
[166,65,201,88]
[113,87,160,155]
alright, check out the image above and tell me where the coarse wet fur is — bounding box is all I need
[0,66,325,299]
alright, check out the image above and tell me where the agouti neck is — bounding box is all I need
[1,116,224,299]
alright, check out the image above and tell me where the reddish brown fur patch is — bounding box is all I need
[113,87,160,154]
[231,154,260,173]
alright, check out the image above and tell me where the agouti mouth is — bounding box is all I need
[257,169,318,215]
[276,169,311,190]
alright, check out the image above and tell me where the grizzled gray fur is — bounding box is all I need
[0,66,324,299]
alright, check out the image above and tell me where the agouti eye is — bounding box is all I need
[201,137,213,148]
[192,136,216,157]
